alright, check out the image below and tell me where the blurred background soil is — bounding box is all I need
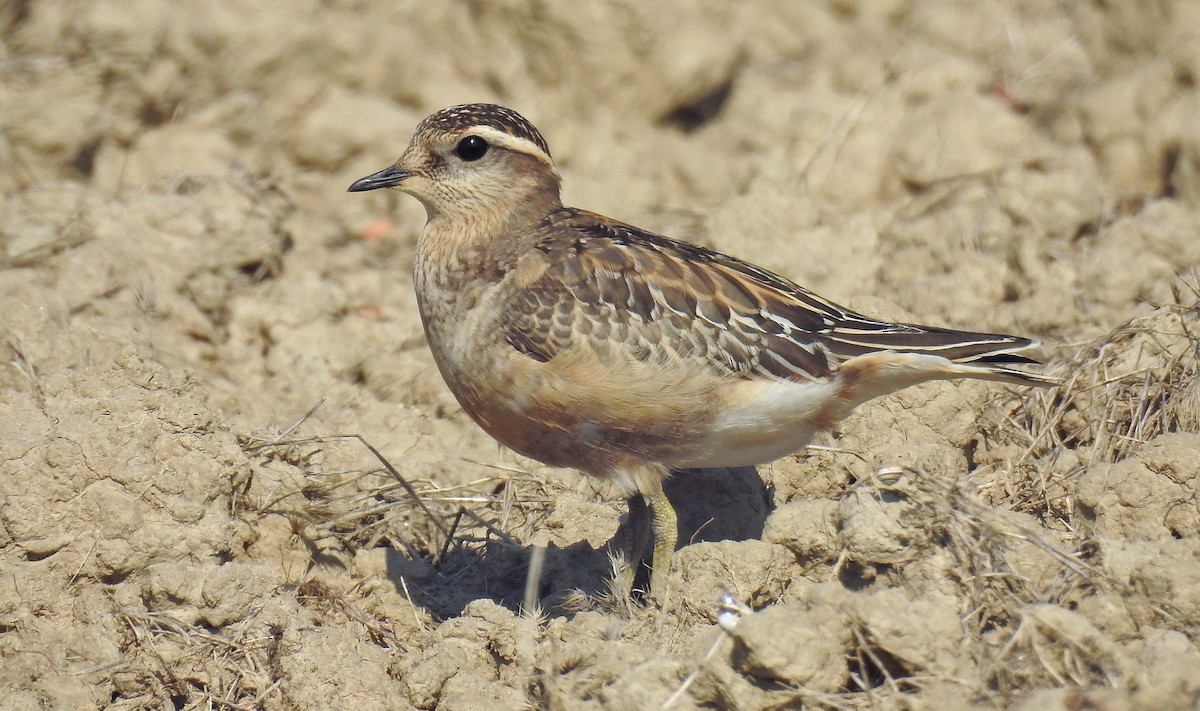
[2,1,1200,709]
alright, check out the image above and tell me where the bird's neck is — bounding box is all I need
[416,184,561,278]
[412,190,560,349]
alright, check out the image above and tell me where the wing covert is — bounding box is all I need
[501,210,838,382]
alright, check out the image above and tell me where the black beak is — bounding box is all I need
[347,165,411,192]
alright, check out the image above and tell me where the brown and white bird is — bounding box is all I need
[349,103,1059,600]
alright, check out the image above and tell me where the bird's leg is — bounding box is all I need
[620,463,676,601]
[643,486,678,602]
[625,493,651,570]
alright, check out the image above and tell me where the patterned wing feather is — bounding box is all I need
[502,208,1044,384]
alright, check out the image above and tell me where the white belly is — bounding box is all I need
[669,378,841,468]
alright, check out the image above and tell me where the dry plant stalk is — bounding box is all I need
[983,276,1200,518]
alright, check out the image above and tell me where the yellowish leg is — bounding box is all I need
[644,488,678,601]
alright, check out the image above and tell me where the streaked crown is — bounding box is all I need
[415,103,554,167]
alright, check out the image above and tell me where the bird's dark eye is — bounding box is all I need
[455,135,489,161]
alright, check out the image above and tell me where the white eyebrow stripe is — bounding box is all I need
[468,126,556,168]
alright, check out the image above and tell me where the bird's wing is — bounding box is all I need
[502,208,1045,384]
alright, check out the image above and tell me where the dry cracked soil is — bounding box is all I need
[3,1,1200,709]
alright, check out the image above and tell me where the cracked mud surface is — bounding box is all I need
[3,2,1200,709]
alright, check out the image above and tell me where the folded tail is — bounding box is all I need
[823,319,1063,390]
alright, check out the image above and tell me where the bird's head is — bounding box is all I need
[348,103,562,224]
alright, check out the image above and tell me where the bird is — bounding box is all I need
[348,103,1060,601]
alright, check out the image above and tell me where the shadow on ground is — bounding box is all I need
[387,466,773,618]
